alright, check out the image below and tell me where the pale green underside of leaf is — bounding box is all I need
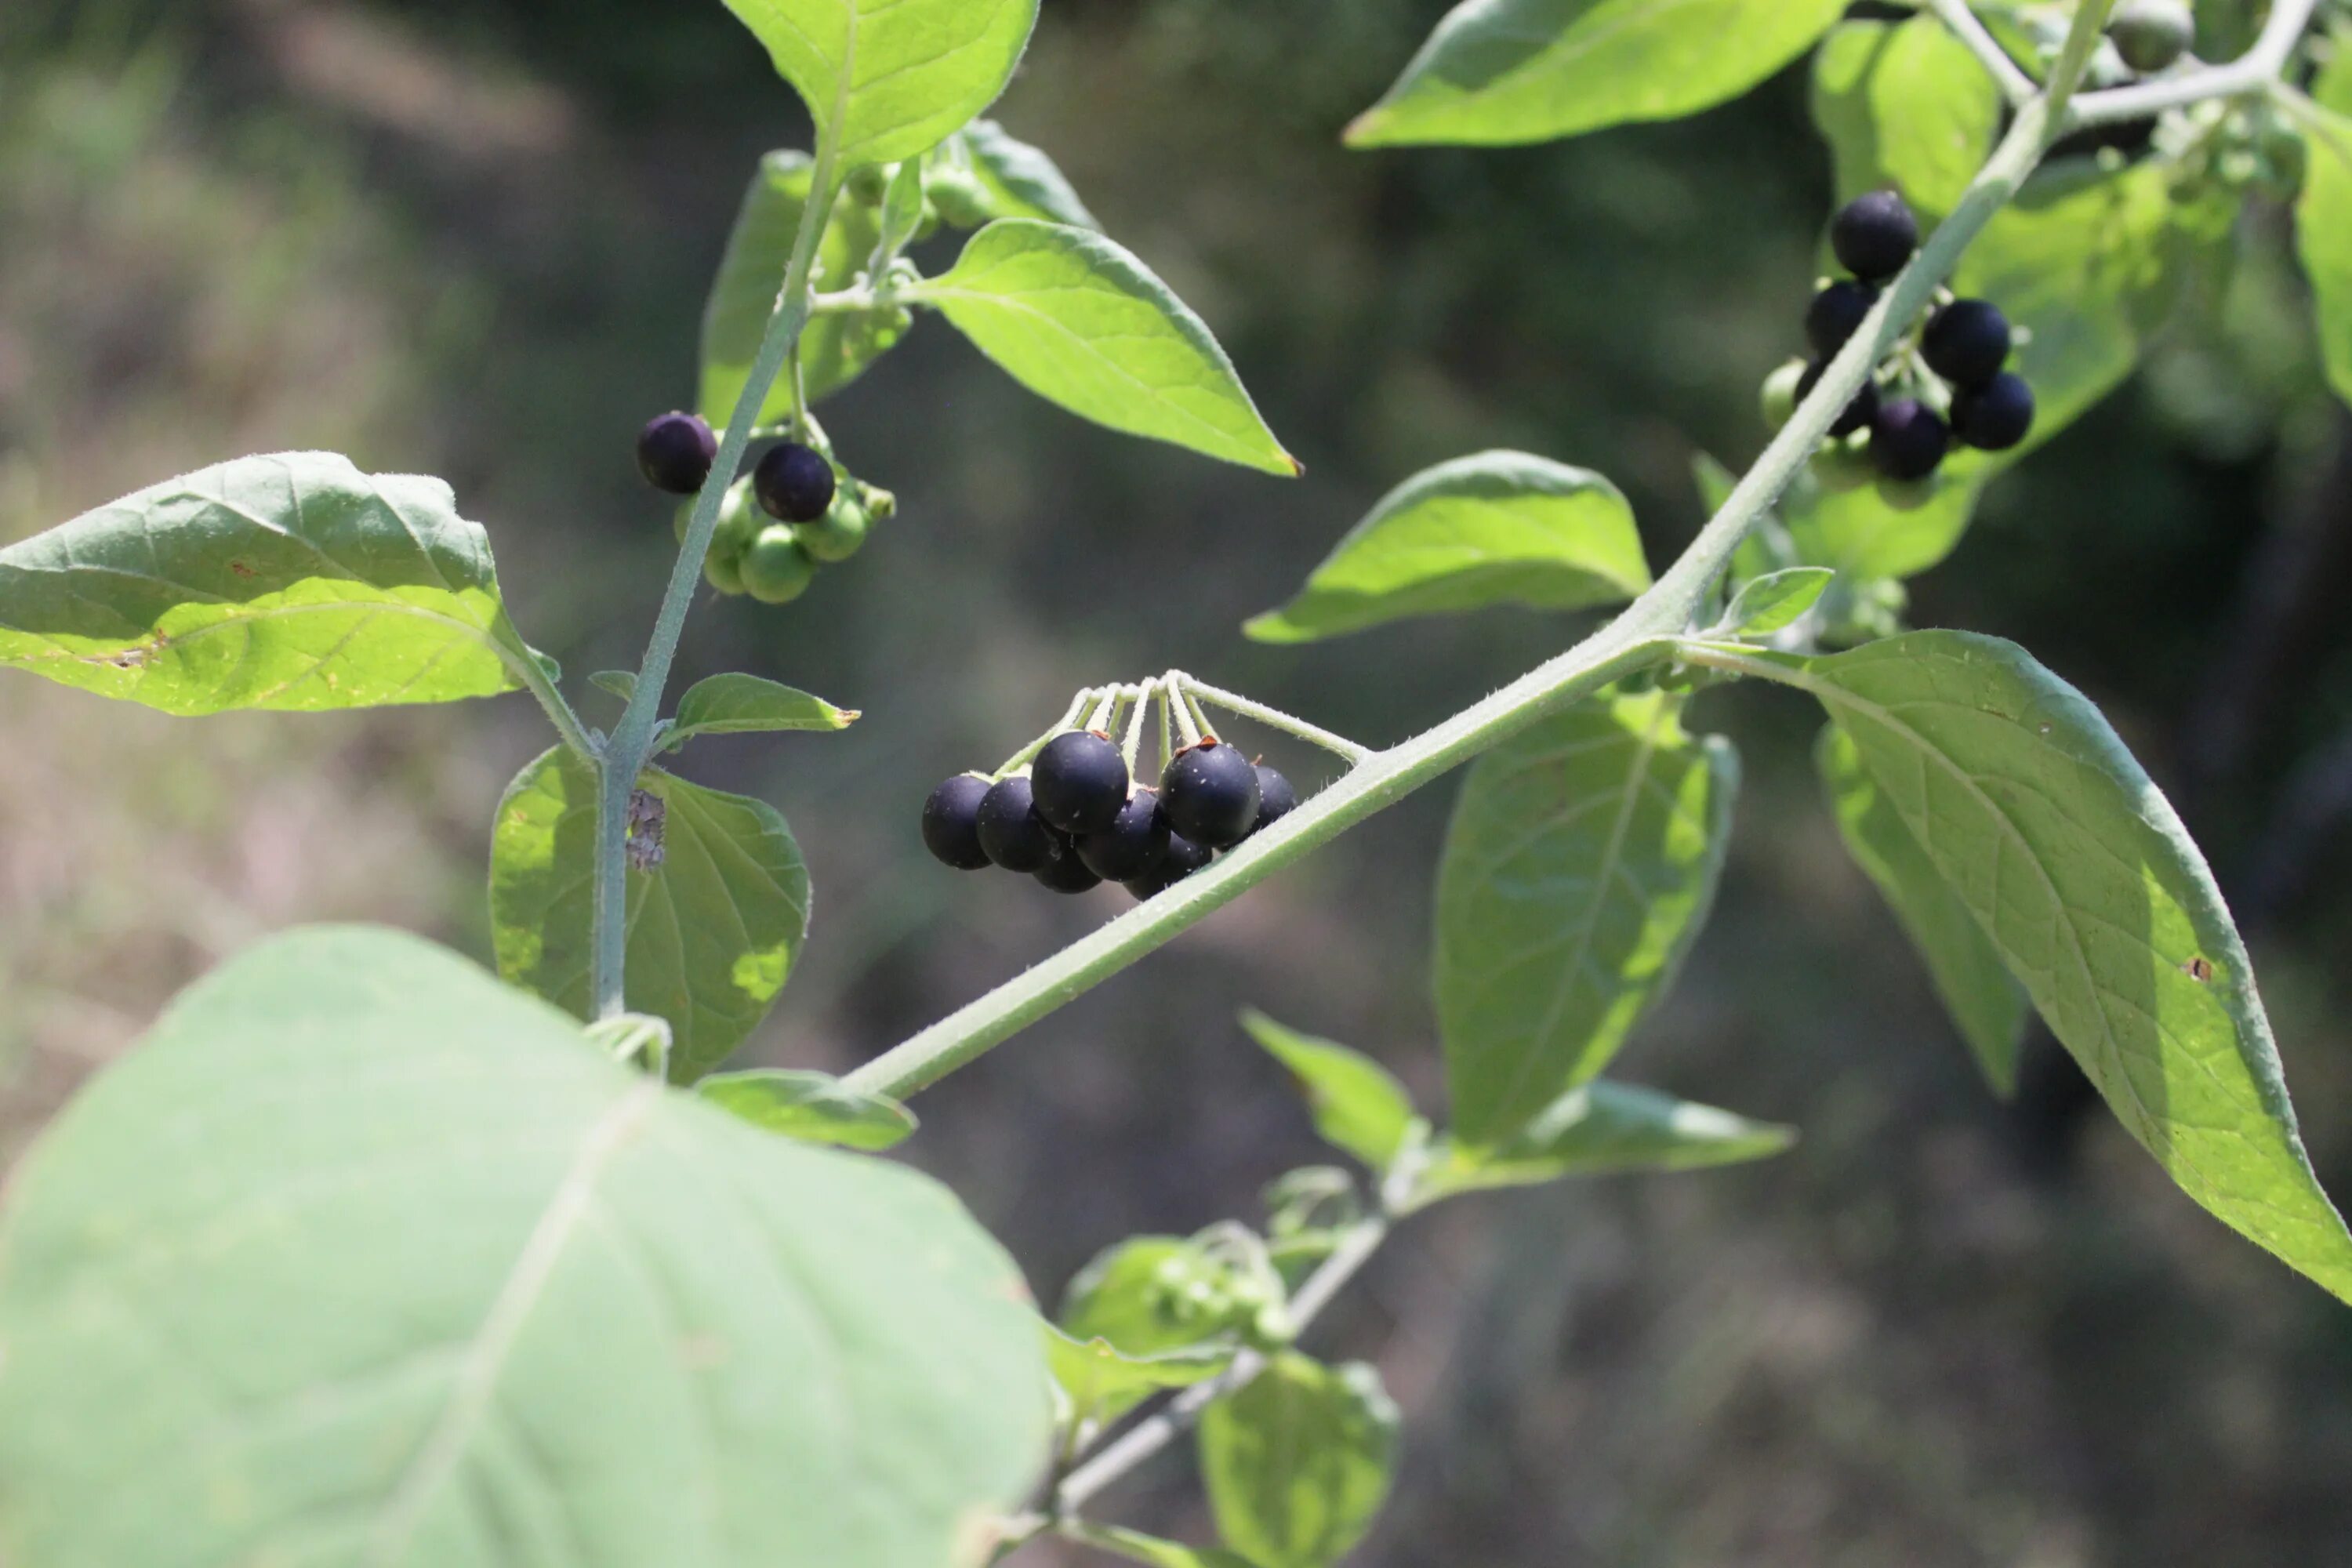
[670,671,859,746]
[2295,78,2352,411]
[1722,566,1833,637]
[0,925,1047,1568]
[1817,724,2027,1095]
[1811,16,2000,223]
[954,119,1101,229]
[1239,1010,1418,1171]
[1418,1078,1795,1202]
[490,748,811,1083]
[1042,1325,1233,1427]
[695,1069,916,1150]
[1247,451,1648,642]
[1345,0,1847,149]
[719,0,1038,169]
[1436,688,1737,1149]
[1197,1354,1399,1568]
[0,452,533,714]
[1733,632,2352,1303]
[920,219,1299,475]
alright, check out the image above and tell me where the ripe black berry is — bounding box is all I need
[1034,851,1104,895]
[1033,731,1131,835]
[1078,789,1171,882]
[1160,739,1261,850]
[1922,299,2013,389]
[637,412,717,495]
[1870,397,1950,482]
[976,776,1058,873]
[1804,281,1878,358]
[1251,764,1298,836]
[922,775,993,871]
[1831,191,1920,283]
[1124,831,1213,900]
[754,441,837,524]
[1797,362,1881,437]
[1951,372,2036,452]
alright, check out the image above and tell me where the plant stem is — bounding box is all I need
[2068,0,2316,127]
[1924,0,2040,105]
[510,648,596,760]
[589,125,842,1019]
[1181,674,1372,765]
[1000,688,1098,778]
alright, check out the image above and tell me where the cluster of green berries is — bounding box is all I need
[1138,1248,1287,1350]
[635,412,891,604]
[1764,190,2036,495]
[923,731,1296,900]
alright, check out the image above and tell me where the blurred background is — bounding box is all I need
[5,1,2352,1563]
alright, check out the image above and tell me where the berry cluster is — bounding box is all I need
[635,412,891,605]
[1767,191,2037,496]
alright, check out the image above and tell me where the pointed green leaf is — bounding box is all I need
[0,926,1047,1568]
[1345,0,1847,149]
[1817,724,2027,1094]
[951,118,1100,229]
[1043,1324,1234,1427]
[1704,631,2352,1304]
[669,671,859,746]
[1064,1523,1258,1568]
[1246,452,1649,644]
[1721,567,1833,637]
[0,452,540,714]
[591,669,637,702]
[917,219,1298,475]
[2294,67,2352,409]
[1239,1011,1419,1171]
[1417,1079,1795,1203]
[873,156,929,260]
[490,748,810,1081]
[1198,1355,1399,1568]
[1437,688,1738,1148]
[718,0,1038,169]
[697,1068,916,1150]
[1811,16,2002,223]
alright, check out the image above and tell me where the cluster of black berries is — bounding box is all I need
[1770,191,2037,494]
[637,412,888,604]
[922,733,1297,900]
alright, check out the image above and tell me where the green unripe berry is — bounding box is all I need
[740,525,817,604]
[797,492,872,563]
[1761,358,1807,431]
[1809,437,1876,493]
[2108,0,2193,74]
[927,167,993,227]
[703,540,746,596]
[846,164,894,207]
[857,481,898,521]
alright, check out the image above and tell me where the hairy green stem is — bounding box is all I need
[1181,675,1373,764]
[1924,0,2039,105]
[510,648,596,760]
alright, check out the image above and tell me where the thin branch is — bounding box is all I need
[1925,0,2039,106]
[1181,674,1374,765]
[2068,0,2319,127]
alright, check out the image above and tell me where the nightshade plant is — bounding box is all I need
[2,2,2352,1564]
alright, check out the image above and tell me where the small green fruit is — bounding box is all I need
[798,493,873,563]
[1809,437,1876,493]
[1761,358,1808,431]
[740,524,817,604]
[846,163,894,207]
[703,540,746,596]
[927,167,993,227]
[2108,0,2193,74]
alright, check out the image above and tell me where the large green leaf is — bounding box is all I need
[1810,16,2001,223]
[1416,1080,1795,1204]
[917,220,1298,475]
[490,748,810,1081]
[719,0,1037,169]
[0,452,539,714]
[1240,1011,1420,1171]
[1245,452,1648,643]
[2295,63,2352,409]
[1436,688,1738,1148]
[1817,724,2027,1095]
[0,926,1047,1568]
[701,150,904,423]
[1345,0,1848,149]
[1701,632,2352,1303]
[1197,1355,1399,1568]
[946,119,1100,230]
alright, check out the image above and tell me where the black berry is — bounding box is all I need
[2110,1,2193,74]
[1951,372,2036,452]
[637,412,717,495]
[1922,299,2013,389]
[1033,731,1131,835]
[1078,790,1171,883]
[1804,281,1878,358]
[1870,397,1950,482]
[1831,191,1919,283]
[922,775,993,870]
[754,441,837,524]
[1797,362,1881,437]
[1034,851,1104,895]
[977,776,1058,873]
[1124,831,1213,900]
[1251,764,1298,836]
[1160,739,1261,850]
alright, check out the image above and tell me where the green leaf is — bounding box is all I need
[1060,1236,1265,1358]
[1245,452,1650,644]
[1064,1522,1258,1568]
[0,926,1047,1568]
[873,156,929,260]
[0,452,539,714]
[490,748,810,1081]
[1781,470,1981,581]
[669,671,859,746]
[1198,1354,1399,1568]
[1417,1079,1795,1203]
[696,1068,916,1150]
[1810,16,2002,223]
[719,0,1038,169]
[1710,631,2352,1303]
[1239,1010,1419,1171]
[950,118,1101,229]
[701,150,908,423]
[1345,0,1848,149]
[1720,566,1833,637]
[1436,688,1738,1148]
[1043,1324,1233,1426]
[917,219,1299,476]
[2293,78,2352,409]
[1817,724,2027,1095]
[591,669,637,701]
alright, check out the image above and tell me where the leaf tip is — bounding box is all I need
[1341,109,1389,148]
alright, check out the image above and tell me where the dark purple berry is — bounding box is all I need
[1034,851,1104,895]
[1922,299,2013,389]
[1160,739,1261,850]
[637,412,717,495]
[1870,397,1950,482]
[754,441,837,524]
[1831,191,1919,283]
[1033,731,1131,835]
[1250,764,1298,836]
[1804,281,1878,358]
[976,776,1057,873]
[1951,372,2036,452]
[1123,831,1213,900]
[921,775,993,870]
[1797,362,1881,437]
[1078,789,1171,882]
